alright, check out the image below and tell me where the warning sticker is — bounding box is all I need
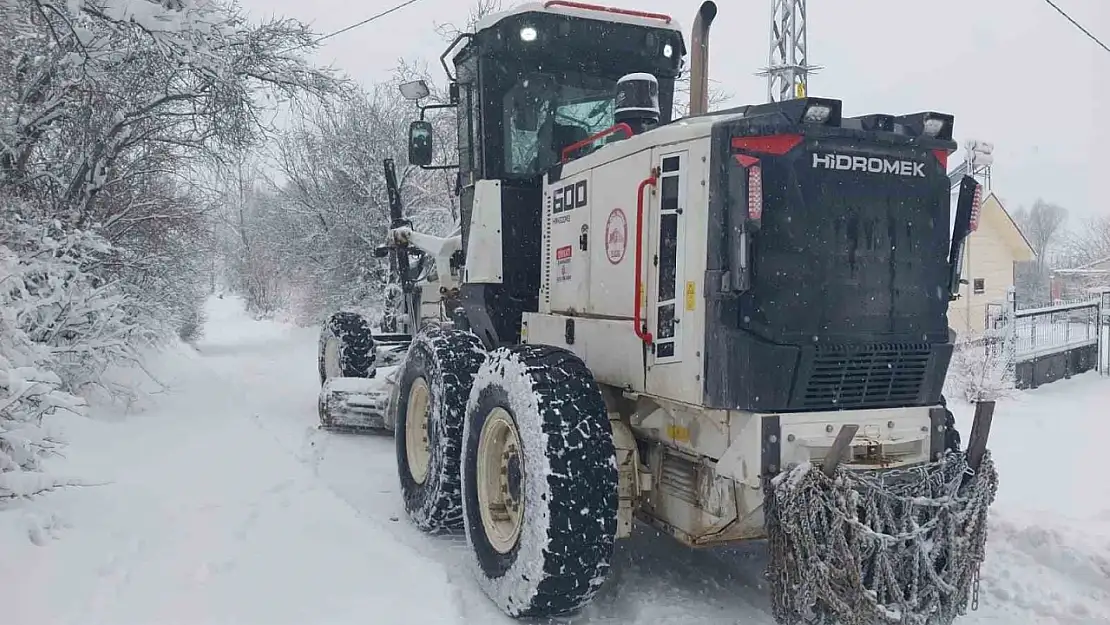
[556,245,573,282]
[685,281,696,311]
[605,208,628,264]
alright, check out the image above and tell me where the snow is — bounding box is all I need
[2,294,1108,625]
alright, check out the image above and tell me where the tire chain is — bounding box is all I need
[763,450,999,625]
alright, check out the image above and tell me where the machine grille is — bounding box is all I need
[657,451,698,505]
[798,343,931,409]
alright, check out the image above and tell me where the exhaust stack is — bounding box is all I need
[688,1,717,117]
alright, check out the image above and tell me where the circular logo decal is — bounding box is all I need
[605,208,628,264]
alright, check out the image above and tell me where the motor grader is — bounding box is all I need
[316,2,998,622]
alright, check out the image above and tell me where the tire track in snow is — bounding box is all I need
[232,330,784,624]
[243,410,503,623]
[196,300,1110,625]
[194,303,778,623]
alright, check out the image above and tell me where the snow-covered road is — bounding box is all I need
[3,296,1108,625]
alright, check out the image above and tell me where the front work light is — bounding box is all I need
[520,26,538,41]
[892,111,955,141]
[923,117,945,136]
[663,43,674,58]
[803,103,832,124]
[920,113,954,140]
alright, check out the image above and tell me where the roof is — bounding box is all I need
[950,188,1036,260]
[1053,268,1110,275]
[1074,255,1110,270]
[988,192,1036,258]
[949,187,1034,240]
[474,2,685,33]
[1053,257,1110,275]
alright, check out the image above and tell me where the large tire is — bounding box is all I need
[461,344,618,618]
[318,311,376,384]
[395,324,486,533]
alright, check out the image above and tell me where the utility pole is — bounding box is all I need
[758,0,820,102]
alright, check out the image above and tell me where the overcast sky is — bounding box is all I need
[237,0,1108,224]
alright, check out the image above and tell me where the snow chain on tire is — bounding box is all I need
[462,344,619,618]
[318,311,376,383]
[394,324,486,533]
[763,449,999,625]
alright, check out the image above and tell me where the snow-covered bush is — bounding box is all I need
[0,360,88,500]
[0,201,156,391]
[945,323,1018,403]
[0,201,95,499]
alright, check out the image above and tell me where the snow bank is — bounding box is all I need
[0,294,462,625]
[948,372,1110,623]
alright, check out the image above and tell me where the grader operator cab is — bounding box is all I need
[316,2,998,623]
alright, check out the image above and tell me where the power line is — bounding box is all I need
[312,0,425,45]
[311,0,1109,58]
[1041,0,1110,54]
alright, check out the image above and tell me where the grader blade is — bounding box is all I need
[318,367,399,432]
[764,410,999,625]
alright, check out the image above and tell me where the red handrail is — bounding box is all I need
[634,174,657,345]
[543,1,673,23]
[560,123,634,164]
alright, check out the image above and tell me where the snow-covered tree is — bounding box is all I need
[0,0,339,499]
[1059,215,1110,268]
[1012,199,1068,306]
[208,70,457,324]
[0,0,339,330]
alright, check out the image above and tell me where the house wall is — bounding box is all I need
[947,195,1030,336]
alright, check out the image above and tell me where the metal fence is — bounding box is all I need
[979,288,1107,387]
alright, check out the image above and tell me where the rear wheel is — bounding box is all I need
[462,344,618,618]
[394,325,486,532]
[318,311,376,384]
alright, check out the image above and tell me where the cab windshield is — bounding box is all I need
[502,71,615,177]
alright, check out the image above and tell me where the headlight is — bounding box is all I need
[520,26,537,42]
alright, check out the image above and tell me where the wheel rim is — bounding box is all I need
[405,377,432,484]
[476,407,525,554]
[324,337,342,379]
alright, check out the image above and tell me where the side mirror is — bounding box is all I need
[408,120,434,167]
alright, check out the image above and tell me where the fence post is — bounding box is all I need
[1005,287,1026,388]
[1096,290,1105,377]
[1006,287,1018,346]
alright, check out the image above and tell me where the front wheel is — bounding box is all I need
[318,311,376,384]
[462,344,618,618]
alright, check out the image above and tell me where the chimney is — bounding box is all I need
[688,1,717,117]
